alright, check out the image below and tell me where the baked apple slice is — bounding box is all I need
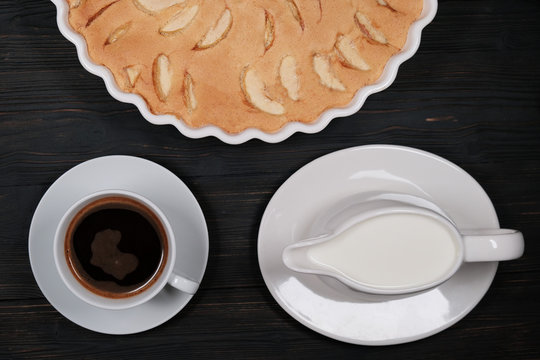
[313,54,345,91]
[183,72,197,113]
[68,0,83,9]
[133,0,185,14]
[153,54,173,101]
[194,8,233,50]
[124,65,142,87]
[335,34,370,71]
[355,12,388,44]
[241,67,285,115]
[279,55,299,101]
[264,10,275,52]
[160,4,199,35]
[285,0,304,30]
[105,22,131,45]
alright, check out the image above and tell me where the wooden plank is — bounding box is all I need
[0,0,539,358]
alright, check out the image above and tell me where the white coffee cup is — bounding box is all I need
[282,193,524,295]
[54,189,199,310]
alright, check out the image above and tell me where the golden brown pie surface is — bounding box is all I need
[66,0,422,134]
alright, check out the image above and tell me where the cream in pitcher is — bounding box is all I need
[282,194,524,295]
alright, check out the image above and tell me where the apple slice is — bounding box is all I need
[376,0,397,12]
[313,54,345,91]
[285,0,304,30]
[125,65,142,87]
[264,10,275,52]
[335,34,370,71]
[183,72,197,113]
[105,22,131,45]
[355,12,387,44]
[279,55,299,101]
[159,4,199,36]
[86,1,119,28]
[133,0,185,14]
[68,0,83,9]
[241,67,285,115]
[194,8,233,50]
[153,54,173,101]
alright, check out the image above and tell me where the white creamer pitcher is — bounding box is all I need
[282,193,524,295]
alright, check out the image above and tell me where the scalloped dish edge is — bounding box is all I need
[51,0,437,144]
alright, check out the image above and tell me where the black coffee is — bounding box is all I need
[65,196,168,298]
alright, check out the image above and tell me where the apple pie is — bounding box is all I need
[66,0,423,134]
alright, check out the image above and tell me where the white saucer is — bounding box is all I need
[29,156,208,334]
[258,145,499,345]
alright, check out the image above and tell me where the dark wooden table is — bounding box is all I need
[1,0,539,358]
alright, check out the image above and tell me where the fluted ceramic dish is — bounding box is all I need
[51,0,437,144]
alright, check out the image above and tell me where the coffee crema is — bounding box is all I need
[64,196,168,299]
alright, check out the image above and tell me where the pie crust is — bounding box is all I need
[66,0,422,134]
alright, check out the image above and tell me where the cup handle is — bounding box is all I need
[462,229,524,262]
[168,273,199,294]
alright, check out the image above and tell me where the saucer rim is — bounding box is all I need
[28,155,209,335]
[258,144,499,345]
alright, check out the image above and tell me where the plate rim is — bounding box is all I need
[257,145,499,345]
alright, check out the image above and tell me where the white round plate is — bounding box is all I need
[50,0,437,144]
[29,156,209,334]
[258,145,499,345]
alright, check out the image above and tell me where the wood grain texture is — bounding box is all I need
[1,0,540,358]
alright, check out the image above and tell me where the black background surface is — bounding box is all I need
[1,0,539,358]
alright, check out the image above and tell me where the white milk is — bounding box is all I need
[307,213,460,290]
